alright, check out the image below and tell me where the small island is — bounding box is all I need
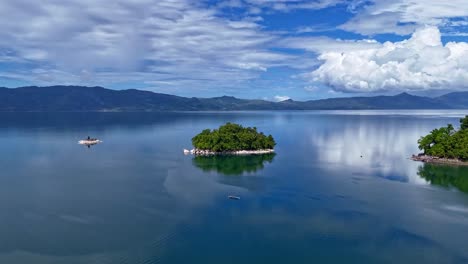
[412,116,468,165]
[185,122,276,155]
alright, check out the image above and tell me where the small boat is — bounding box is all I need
[228,195,241,200]
[183,149,190,154]
[78,137,101,145]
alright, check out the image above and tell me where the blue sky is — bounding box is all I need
[1,0,468,100]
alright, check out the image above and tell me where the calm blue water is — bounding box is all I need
[1,111,468,263]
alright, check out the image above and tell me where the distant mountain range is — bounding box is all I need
[0,85,466,111]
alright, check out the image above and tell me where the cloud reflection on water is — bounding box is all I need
[305,116,433,184]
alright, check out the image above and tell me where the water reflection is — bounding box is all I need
[418,164,468,193]
[192,153,275,176]
[305,116,439,184]
[1,111,468,263]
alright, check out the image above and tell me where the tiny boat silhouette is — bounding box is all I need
[228,195,241,200]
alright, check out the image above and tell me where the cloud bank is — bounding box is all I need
[0,0,291,93]
[311,27,468,93]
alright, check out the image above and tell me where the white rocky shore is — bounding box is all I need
[411,154,468,166]
[183,148,274,156]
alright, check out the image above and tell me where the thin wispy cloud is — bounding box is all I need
[217,0,345,12]
[340,0,468,36]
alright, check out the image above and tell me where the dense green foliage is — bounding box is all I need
[418,116,468,160]
[192,153,275,175]
[192,123,276,151]
[461,116,468,130]
[418,164,468,193]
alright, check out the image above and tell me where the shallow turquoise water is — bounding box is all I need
[1,111,468,263]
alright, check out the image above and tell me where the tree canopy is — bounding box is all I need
[418,116,468,160]
[192,123,276,152]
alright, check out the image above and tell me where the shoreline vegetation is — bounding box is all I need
[185,122,276,155]
[413,116,468,166]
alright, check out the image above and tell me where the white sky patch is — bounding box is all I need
[273,95,291,102]
[311,26,468,93]
[279,36,381,53]
[304,85,319,92]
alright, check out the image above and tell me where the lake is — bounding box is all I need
[1,111,468,263]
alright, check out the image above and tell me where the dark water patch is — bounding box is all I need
[303,194,322,201]
[366,227,468,263]
[383,174,409,182]
[334,194,347,199]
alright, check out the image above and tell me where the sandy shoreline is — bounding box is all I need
[411,154,468,166]
[184,148,274,156]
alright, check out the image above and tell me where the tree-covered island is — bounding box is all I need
[188,123,276,155]
[413,116,468,165]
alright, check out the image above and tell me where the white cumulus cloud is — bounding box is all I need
[311,26,468,93]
